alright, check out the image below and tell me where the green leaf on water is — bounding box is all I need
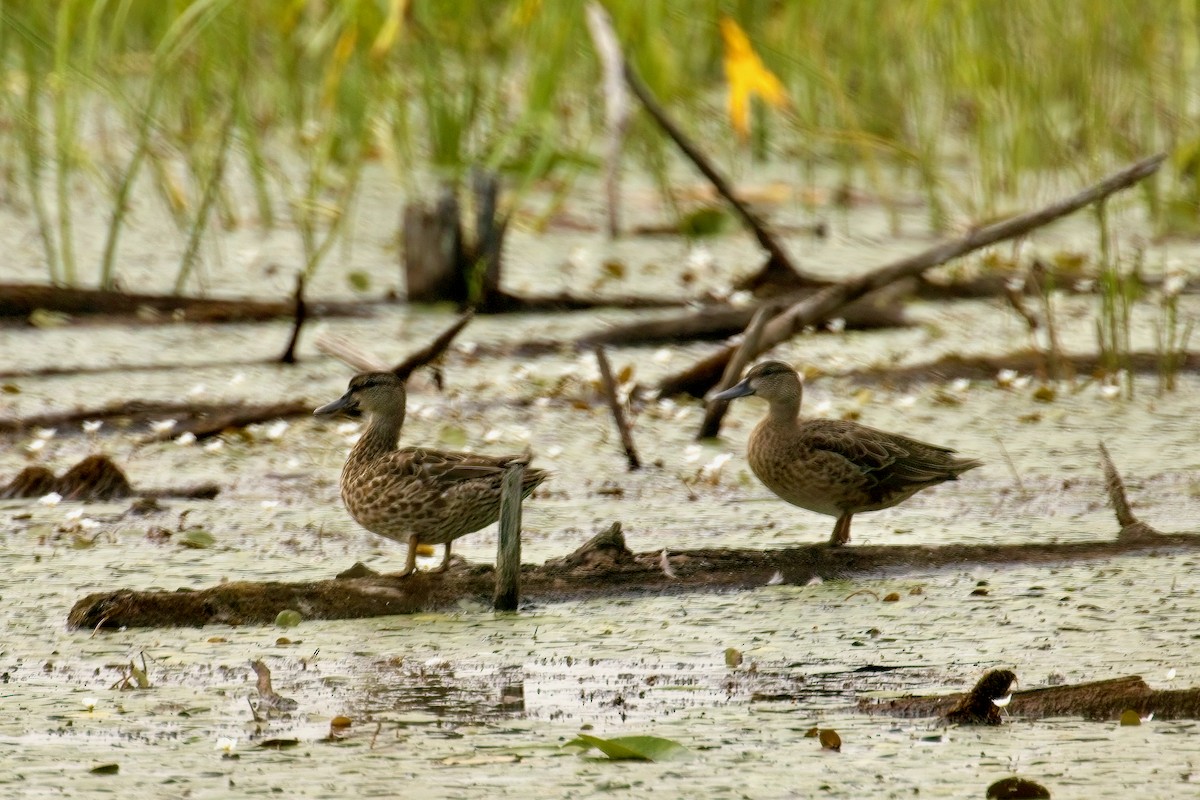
[1119,709,1142,726]
[177,707,210,717]
[29,309,71,329]
[179,529,215,549]
[71,534,97,550]
[346,270,371,292]
[678,206,731,237]
[275,609,303,628]
[724,647,743,668]
[564,734,689,762]
[438,424,468,447]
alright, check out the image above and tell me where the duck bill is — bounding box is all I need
[710,378,755,402]
[314,392,358,417]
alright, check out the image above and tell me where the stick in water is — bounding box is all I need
[594,345,641,470]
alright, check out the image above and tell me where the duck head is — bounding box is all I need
[710,360,803,413]
[314,371,407,420]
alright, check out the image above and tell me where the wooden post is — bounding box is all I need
[594,345,641,470]
[493,463,524,612]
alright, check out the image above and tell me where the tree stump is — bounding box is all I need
[401,185,467,304]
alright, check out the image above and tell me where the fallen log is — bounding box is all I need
[578,288,909,349]
[67,519,1198,630]
[835,349,1200,388]
[657,153,1167,399]
[0,283,369,324]
[68,447,1173,629]
[0,399,309,438]
[5,347,1195,438]
[860,670,1200,722]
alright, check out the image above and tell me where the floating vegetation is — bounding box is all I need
[564,733,690,762]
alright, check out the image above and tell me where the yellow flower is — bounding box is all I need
[720,16,787,140]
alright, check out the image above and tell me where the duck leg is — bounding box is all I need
[830,514,852,546]
[432,542,453,573]
[399,534,420,577]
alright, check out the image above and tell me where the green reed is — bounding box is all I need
[1155,272,1194,394]
[1094,201,1141,398]
[2,1,1199,289]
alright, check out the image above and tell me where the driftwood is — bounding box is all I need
[67,519,1196,629]
[578,287,909,349]
[141,401,312,443]
[657,153,1168,399]
[594,346,641,470]
[0,283,367,324]
[0,398,310,438]
[0,314,476,440]
[5,346,1195,438]
[1,454,217,501]
[860,669,1200,723]
[278,274,307,364]
[66,445,1175,629]
[1099,441,1162,541]
[837,348,1200,388]
[393,310,475,381]
[622,60,815,290]
[314,309,475,393]
[697,303,774,439]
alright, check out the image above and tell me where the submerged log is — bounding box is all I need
[836,348,1200,388]
[0,398,310,440]
[5,347,1195,437]
[860,669,1200,722]
[578,287,909,349]
[68,521,1197,630]
[0,283,367,324]
[1,455,217,501]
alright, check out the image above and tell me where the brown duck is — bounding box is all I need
[711,361,981,546]
[315,372,547,576]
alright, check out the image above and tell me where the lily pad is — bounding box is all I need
[275,609,303,628]
[179,529,216,549]
[564,734,689,762]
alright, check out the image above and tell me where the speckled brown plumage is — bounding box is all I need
[711,361,981,546]
[315,372,547,576]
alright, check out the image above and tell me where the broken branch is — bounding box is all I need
[658,153,1167,398]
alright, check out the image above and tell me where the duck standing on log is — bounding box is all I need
[315,372,547,576]
[711,361,981,546]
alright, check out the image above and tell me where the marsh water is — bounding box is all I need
[1,167,1199,798]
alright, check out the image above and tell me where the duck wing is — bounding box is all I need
[805,420,977,493]
[398,447,532,483]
